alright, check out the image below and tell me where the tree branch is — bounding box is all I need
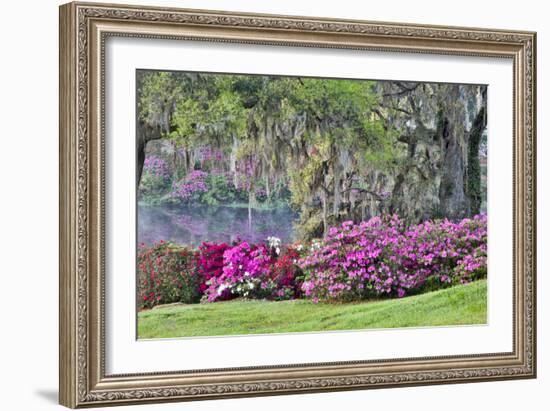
[341,187,387,201]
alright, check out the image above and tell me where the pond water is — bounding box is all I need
[138,203,298,247]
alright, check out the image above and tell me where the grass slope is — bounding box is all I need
[138,280,487,339]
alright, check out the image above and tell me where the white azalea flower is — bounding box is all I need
[267,236,281,250]
[217,284,228,295]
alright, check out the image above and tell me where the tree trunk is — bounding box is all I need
[230,135,239,188]
[136,119,163,186]
[248,190,255,231]
[265,175,270,198]
[466,106,486,215]
[248,184,256,231]
[438,86,469,220]
[332,161,341,217]
[248,197,252,231]
[321,190,328,237]
[137,141,146,187]
[350,190,356,219]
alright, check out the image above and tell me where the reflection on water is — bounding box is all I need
[138,203,298,247]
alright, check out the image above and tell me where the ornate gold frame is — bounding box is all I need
[59,1,537,408]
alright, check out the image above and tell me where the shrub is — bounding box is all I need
[171,170,209,201]
[137,215,487,307]
[196,242,231,293]
[137,241,202,308]
[202,241,275,302]
[202,238,304,302]
[144,155,171,178]
[171,169,241,206]
[201,174,237,205]
[139,155,172,201]
[299,214,487,302]
[271,246,304,299]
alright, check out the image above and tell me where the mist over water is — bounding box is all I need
[137,203,298,247]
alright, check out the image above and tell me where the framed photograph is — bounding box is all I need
[59,1,537,408]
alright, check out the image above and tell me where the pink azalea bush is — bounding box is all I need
[299,214,487,302]
[139,155,172,198]
[143,155,171,180]
[202,241,275,302]
[171,170,209,201]
[201,239,305,302]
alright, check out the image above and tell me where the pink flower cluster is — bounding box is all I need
[199,146,224,163]
[143,155,171,180]
[202,241,302,302]
[203,241,273,302]
[234,156,260,191]
[299,214,487,302]
[171,170,209,200]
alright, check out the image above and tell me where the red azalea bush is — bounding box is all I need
[271,246,304,299]
[137,241,202,308]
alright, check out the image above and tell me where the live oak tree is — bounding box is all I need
[136,71,487,241]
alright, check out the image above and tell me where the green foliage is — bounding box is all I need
[138,242,202,308]
[138,71,185,131]
[362,126,399,169]
[139,172,168,195]
[294,211,324,240]
[199,174,237,206]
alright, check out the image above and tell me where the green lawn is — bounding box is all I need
[138,280,487,339]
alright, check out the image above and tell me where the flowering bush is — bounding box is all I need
[202,241,275,302]
[201,237,304,302]
[139,155,172,199]
[299,214,487,302]
[137,241,202,308]
[196,242,230,293]
[271,246,304,299]
[199,146,224,164]
[143,155,171,179]
[136,215,487,308]
[171,170,209,201]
